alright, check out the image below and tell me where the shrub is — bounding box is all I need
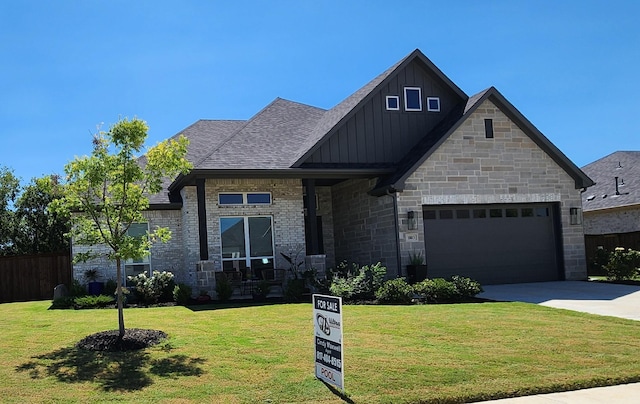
[414,278,457,303]
[173,283,192,305]
[605,248,640,281]
[329,262,387,301]
[450,275,483,298]
[375,277,413,304]
[128,271,175,305]
[73,295,115,309]
[69,279,87,297]
[159,279,176,303]
[284,278,305,302]
[103,279,117,297]
[50,296,75,309]
[215,275,233,301]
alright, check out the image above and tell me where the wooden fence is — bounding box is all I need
[584,231,640,275]
[0,252,72,303]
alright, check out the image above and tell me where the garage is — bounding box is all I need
[422,203,561,284]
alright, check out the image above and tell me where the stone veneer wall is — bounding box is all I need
[331,178,399,276]
[584,207,640,235]
[316,186,335,269]
[185,178,305,295]
[396,99,588,280]
[72,209,184,283]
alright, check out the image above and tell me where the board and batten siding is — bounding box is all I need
[307,60,462,165]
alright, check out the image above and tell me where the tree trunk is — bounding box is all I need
[116,257,125,338]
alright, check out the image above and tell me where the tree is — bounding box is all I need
[54,118,191,338]
[13,175,69,254]
[0,166,20,254]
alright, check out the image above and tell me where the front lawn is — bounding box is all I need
[2,300,640,403]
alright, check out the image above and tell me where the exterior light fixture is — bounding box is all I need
[569,207,582,225]
[407,210,418,230]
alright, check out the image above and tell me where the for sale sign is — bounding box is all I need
[313,294,344,390]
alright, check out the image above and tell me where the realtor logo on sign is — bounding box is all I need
[313,294,344,390]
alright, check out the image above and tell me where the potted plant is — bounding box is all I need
[406,251,427,284]
[84,268,104,296]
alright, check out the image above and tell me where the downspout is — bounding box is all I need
[387,188,402,278]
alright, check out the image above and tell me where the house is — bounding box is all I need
[581,151,640,271]
[72,49,594,290]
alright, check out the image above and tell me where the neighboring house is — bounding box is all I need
[73,49,594,289]
[581,151,640,271]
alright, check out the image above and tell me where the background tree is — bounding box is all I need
[54,118,191,338]
[13,175,69,254]
[0,166,20,255]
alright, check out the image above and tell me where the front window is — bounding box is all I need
[124,222,150,286]
[220,216,274,279]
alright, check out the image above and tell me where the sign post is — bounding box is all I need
[313,294,344,390]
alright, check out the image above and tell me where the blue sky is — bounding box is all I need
[1,1,638,183]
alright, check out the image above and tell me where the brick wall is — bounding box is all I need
[72,209,184,283]
[194,178,306,295]
[331,178,399,276]
[397,99,587,280]
[584,207,640,235]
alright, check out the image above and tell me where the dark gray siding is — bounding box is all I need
[307,61,462,165]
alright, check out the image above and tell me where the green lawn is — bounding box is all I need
[2,300,640,403]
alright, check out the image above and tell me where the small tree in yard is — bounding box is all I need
[54,118,191,339]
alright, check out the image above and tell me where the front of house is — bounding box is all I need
[72,49,594,292]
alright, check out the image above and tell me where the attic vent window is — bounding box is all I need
[426,97,440,112]
[484,119,494,139]
[404,87,422,111]
[385,95,399,111]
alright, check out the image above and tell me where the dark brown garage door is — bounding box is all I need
[423,203,560,284]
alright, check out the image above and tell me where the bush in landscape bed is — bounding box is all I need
[605,248,640,281]
[50,296,76,309]
[103,279,117,296]
[450,275,483,297]
[414,278,458,303]
[173,283,192,305]
[73,295,115,309]
[215,275,233,302]
[375,277,413,304]
[128,271,175,305]
[329,262,386,301]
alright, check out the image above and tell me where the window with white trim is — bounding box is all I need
[426,97,440,112]
[404,87,422,111]
[220,216,275,277]
[124,222,151,286]
[218,192,272,205]
[385,95,400,111]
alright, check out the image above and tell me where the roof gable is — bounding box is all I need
[292,49,467,167]
[370,87,594,195]
[581,151,640,211]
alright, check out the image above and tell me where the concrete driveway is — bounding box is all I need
[478,281,640,321]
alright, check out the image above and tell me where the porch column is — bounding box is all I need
[303,179,319,255]
[196,178,209,260]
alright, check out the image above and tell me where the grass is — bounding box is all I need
[2,301,640,403]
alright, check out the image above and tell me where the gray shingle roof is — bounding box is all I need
[195,98,326,169]
[581,151,640,212]
[147,119,246,205]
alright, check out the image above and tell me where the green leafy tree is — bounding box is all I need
[0,166,20,255]
[13,175,69,254]
[54,118,191,338]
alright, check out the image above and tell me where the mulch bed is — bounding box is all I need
[76,328,167,351]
